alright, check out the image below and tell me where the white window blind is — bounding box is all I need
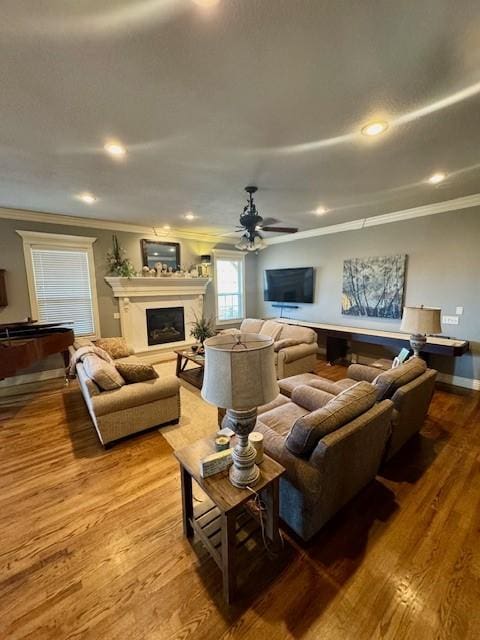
[31,248,95,336]
[214,252,245,323]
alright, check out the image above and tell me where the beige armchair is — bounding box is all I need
[220,318,318,379]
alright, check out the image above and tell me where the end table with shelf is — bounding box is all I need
[174,436,285,604]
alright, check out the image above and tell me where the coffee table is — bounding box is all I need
[174,436,285,603]
[174,349,205,389]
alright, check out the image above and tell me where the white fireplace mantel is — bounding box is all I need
[104,276,211,355]
[104,276,210,298]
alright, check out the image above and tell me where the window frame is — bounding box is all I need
[17,230,100,339]
[213,249,246,326]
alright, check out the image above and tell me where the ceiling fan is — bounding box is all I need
[235,186,298,251]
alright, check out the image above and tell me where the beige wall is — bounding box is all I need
[256,208,480,383]
[0,216,256,337]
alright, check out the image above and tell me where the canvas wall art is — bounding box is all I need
[342,254,406,319]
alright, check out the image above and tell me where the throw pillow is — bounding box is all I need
[115,362,158,383]
[82,354,125,391]
[95,337,132,359]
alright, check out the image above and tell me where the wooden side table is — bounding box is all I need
[174,436,285,604]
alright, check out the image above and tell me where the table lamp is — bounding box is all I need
[201,333,279,488]
[400,305,442,356]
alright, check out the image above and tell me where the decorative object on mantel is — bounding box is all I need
[200,255,211,277]
[142,239,180,271]
[190,313,215,352]
[201,333,279,488]
[106,234,136,278]
[400,305,442,356]
[342,254,407,319]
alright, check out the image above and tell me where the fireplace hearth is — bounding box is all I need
[146,307,185,346]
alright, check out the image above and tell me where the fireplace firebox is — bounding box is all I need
[146,307,185,346]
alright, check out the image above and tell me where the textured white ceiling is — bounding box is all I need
[0,0,479,238]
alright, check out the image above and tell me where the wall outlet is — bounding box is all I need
[442,315,459,325]
[113,312,120,320]
[455,306,464,316]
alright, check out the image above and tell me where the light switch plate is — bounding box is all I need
[442,315,459,325]
[455,306,464,315]
[113,312,120,319]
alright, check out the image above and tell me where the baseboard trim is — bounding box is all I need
[436,372,480,391]
[0,367,65,389]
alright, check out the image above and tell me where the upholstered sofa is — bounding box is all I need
[255,381,393,540]
[221,318,318,379]
[70,340,180,446]
[279,356,437,462]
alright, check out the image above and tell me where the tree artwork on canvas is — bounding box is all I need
[341,254,407,319]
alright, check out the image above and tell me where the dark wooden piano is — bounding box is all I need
[0,321,74,380]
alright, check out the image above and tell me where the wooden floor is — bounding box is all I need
[1,363,479,639]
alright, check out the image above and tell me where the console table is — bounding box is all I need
[275,318,469,364]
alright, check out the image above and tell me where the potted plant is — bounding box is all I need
[190,313,215,352]
[106,234,136,278]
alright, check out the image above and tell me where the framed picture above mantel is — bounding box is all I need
[141,240,181,271]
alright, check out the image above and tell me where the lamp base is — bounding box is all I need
[409,333,427,357]
[222,408,260,489]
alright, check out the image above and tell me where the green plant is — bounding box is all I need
[190,313,215,345]
[106,234,136,278]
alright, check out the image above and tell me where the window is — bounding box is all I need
[213,250,245,324]
[17,231,100,337]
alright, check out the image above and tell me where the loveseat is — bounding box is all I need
[221,318,318,379]
[279,356,437,462]
[255,381,393,540]
[70,338,180,446]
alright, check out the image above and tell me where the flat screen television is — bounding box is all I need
[264,267,314,304]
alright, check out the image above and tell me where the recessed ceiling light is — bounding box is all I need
[427,172,446,184]
[104,141,126,158]
[76,192,96,205]
[163,224,171,230]
[314,206,328,215]
[361,121,389,137]
[184,212,196,221]
[192,0,220,7]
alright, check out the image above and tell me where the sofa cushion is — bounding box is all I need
[277,323,317,345]
[92,375,180,417]
[82,354,125,391]
[286,381,377,456]
[373,356,427,400]
[273,338,302,351]
[95,337,133,360]
[259,320,283,340]
[279,373,324,398]
[115,361,158,383]
[291,385,336,412]
[240,318,265,333]
[258,394,291,415]
[257,402,309,438]
[308,378,345,395]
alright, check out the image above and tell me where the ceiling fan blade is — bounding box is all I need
[261,226,298,234]
[260,217,280,227]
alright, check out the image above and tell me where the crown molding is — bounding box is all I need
[0,206,236,245]
[266,193,480,245]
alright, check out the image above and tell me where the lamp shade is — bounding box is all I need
[400,306,442,335]
[201,333,279,410]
